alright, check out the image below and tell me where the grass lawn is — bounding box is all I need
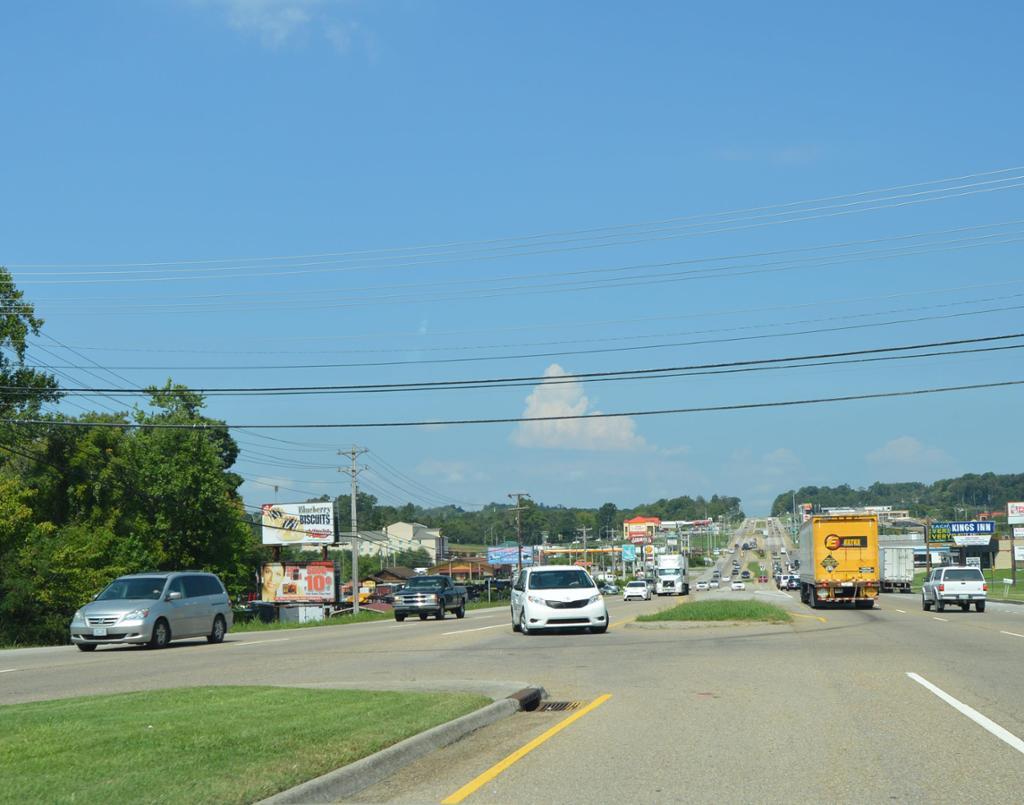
[231,608,391,633]
[636,600,792,624]
[0,686,489,805]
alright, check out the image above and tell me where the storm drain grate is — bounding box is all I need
[536,701,584,712]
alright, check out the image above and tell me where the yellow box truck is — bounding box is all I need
[797,514,880,609]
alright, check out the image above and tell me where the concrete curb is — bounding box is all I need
[257,687,546,804]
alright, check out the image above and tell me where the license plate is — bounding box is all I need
[959,595,969,600]
[93,627,107,636]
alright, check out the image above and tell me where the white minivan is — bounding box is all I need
[511,566,609,634]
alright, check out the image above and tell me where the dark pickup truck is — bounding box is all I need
[393,575,467,621]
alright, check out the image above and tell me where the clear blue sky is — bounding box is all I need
[2,1,1022,517]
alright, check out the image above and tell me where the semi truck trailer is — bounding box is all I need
[797,514,880,609]
[879,546,914,593]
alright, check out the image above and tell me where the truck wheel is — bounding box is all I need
[922,595,932,611]
[936,600,945,613]
[808,587,817,609]
[454,604,465,619]
[419,613,428,620]
[976,601,986,612]
[435,608,445,620]
[395,613,406,622]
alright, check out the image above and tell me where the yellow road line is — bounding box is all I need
[441,694,612,804]
[790,612,827,624]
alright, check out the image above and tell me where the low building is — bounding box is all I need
[428,556,495,582]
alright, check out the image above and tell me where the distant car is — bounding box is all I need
[695,581,709,591]
[731,580,746,591]
[708,579,720,588]
[786,577,800,590]
[740,570,751,580]
[623,580,652,601]
[600,584,620,595]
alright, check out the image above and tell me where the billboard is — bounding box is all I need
[487,546,535,566]
[261,561,335,602]
[929,521,995,546]
[261,502,334,545]
[621,543,637,562]
[1009,502,1024,525]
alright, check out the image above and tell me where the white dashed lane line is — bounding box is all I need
[1000,630,1024,638]
[933,617,949,622]
[0,669,16,674]
[907,672,1024,755]
[442,624,509,636]
[227,638,291,646]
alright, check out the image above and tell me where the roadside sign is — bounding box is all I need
[1014,545,1024,562]
[965,556,981,568]
[1014,527,1024,539]
[621,543,637,562]
[1009,502,1024,525]
[929,521,995,546]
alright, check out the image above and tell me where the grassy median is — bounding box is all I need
[636,600,792,623]
[0,686,489,805]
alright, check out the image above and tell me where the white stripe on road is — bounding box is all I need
[0,669,16,674]
[229,638,291,646]
[907,672,1024,755]
[1000,631,1024,638]
[442,624,509,636]
[933,617,949,622]
[894,609,907,614]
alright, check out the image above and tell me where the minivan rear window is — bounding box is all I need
[97,577,166,600]
[944,569,984,581]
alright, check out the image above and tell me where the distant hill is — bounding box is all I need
[771,473,1024,520]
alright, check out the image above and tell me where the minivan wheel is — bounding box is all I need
[148,618,171,649]
[76,643,97,652]
[207,615,226,644]
[520,611,532,635]
[511,607,521,632]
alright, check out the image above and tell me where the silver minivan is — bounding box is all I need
[70,571,233,651]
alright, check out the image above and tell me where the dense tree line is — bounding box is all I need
[770,475,1024,521]
[331,492,745,546]
[0,268,260,645]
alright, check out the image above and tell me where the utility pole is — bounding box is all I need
[339,446,369,615]
[577,526,592,570]
[508,492,530,573]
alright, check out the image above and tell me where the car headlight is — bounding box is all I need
[424,594,437,602]
[121,608,150,621]
[587,594,602,605]
[71,609,85,625]
[526,595,545,605]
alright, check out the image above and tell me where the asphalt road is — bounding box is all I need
[4,517,1023,803]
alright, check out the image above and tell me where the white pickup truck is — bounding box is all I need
[922,566,987,612]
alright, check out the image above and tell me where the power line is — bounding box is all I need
[16,327,1024,391]
[10,166,1024,274]
[4,379,1020,430]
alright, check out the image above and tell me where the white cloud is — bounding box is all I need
[866,436,953,475]
[511,364,649,452]
[196,0,370,53]
[218,0,318,48]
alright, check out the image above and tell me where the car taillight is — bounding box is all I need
[983,584,988,591]
[938,584,944,592]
